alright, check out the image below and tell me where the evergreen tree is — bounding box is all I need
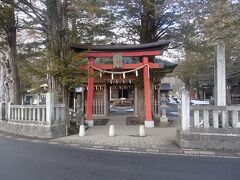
[0,0,21,104]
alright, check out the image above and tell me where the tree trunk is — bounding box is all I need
[0,65,4,102]
[63,87,70,126]
[46,0,60,92]
[46,0,70,126]
[140,0,156,43]
[5,3,21,104]
[137,86,145,123]
[226,82,231,105]
[137,0,157,122]
[7,25,21,104]
[136,70,146,122]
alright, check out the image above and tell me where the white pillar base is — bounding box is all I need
[109,125,115,137]
[144,120,154,128]
[79,125,85,137]
[139,125,146,137]
[86,120,94,127]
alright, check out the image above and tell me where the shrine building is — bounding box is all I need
[71,41,177,128]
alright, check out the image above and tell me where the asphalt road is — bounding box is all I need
[0,136,240,180]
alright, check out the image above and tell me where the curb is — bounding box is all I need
[1,132,239,159]
[59,143,240,159]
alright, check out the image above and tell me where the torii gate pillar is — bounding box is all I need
[143,57,154,128]
[86,58,95,127]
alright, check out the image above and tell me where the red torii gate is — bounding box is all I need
[71,41,170,128]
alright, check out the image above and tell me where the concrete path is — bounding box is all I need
[55,114,178,150]
[55,126,178,149]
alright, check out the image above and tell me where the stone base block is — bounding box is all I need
[86,120,94,127]
[160,117,168,123]
[0,121,66,139]
[159,121,170,127]
[144,120,154,128]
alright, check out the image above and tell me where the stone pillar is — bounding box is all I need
[7,102,10,120]
[232,110,238,128]
[143,57,154,128]
[37,107,41,121]
[214,39,226,106]
[181,90,190,131]
[86,58,95,127]
[46,92,55,125]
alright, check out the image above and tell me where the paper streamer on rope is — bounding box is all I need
[88,64,150,79]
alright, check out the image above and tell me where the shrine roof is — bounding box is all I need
[71,41,171,53]
[154,58,177,69]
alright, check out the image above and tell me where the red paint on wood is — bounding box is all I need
[143,57,152,121]
[86,59,94,120]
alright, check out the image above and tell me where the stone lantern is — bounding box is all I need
[160,94,169,126]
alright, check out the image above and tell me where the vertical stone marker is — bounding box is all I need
[181,90,190,131]
[46,92,55,125]
[214,39,226,106]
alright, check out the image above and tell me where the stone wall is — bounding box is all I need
[177,128,240,151]
[0,120,66,139]
[0,93,66,139]
[178,89,240,151]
